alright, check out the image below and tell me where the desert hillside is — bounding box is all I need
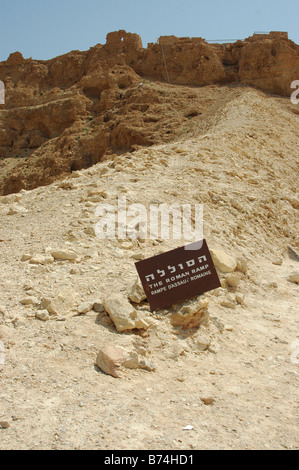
[0,30,298,195]
[0,32,299,450]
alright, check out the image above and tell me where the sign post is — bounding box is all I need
[135,239,221,310]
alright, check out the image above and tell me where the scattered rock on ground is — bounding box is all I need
[36,310,50,321]
[20,296,38,306]
[0,194,21,204]
[210,249,237,273]
[51,250,78,261]
[103,293,149,332]
[220,299,236,309]
[200,397,215,406]
[0,421,10,429]
[170,297,209,329]
[7,204,28,215]
[21,254,32,261]
[77,302,94,315]
[42,287,80,317]
[194,330,211,351]
[96,345,126,378]
[128,276,146,304]
[287,273,299,284]
[95,343,155,378]
[225,273,241,288]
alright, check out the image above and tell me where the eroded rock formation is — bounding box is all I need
[0,30,298,195]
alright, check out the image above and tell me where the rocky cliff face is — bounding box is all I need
[0,30,298,195]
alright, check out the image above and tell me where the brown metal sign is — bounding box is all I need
[135,239,221,310]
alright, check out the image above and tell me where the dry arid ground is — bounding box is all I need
[0,33,299,451]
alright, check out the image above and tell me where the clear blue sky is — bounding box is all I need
[0,0,298,62]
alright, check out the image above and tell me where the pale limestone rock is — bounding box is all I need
[51,250,78,261]
[194,331,211,351]
[96,345,125,378]
[235,294,245,306]
[77,302,94,314]
[7,204,28,215]
[131,253,144,260]
[138,358,156,371]
[87,195,104,203]
[58,181,77,190]
[103,293,149,332]
[36,310,50,321]
[272,258,283,266]
[236,257,248,274]
[29,264,47,274]
[208,340,221,354]
[0,194,21,204]
[128,277,146,304]
[95,344,155,378]
[287,273,299,284]
[220,299,236,309]
[225,273,241,287]
[121,350,140,370]
[20,297,38,306]
[21,254,32,262]
[133,315,150,330]
[120,241,134,250]
[23,281,33,291]
[41,298,52,310]
[87,189,108,199]
[83,227,96,236]
[210,248,237,273]
[44,287,79,316]
[29,254,54,265]
[170,297,209,329]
